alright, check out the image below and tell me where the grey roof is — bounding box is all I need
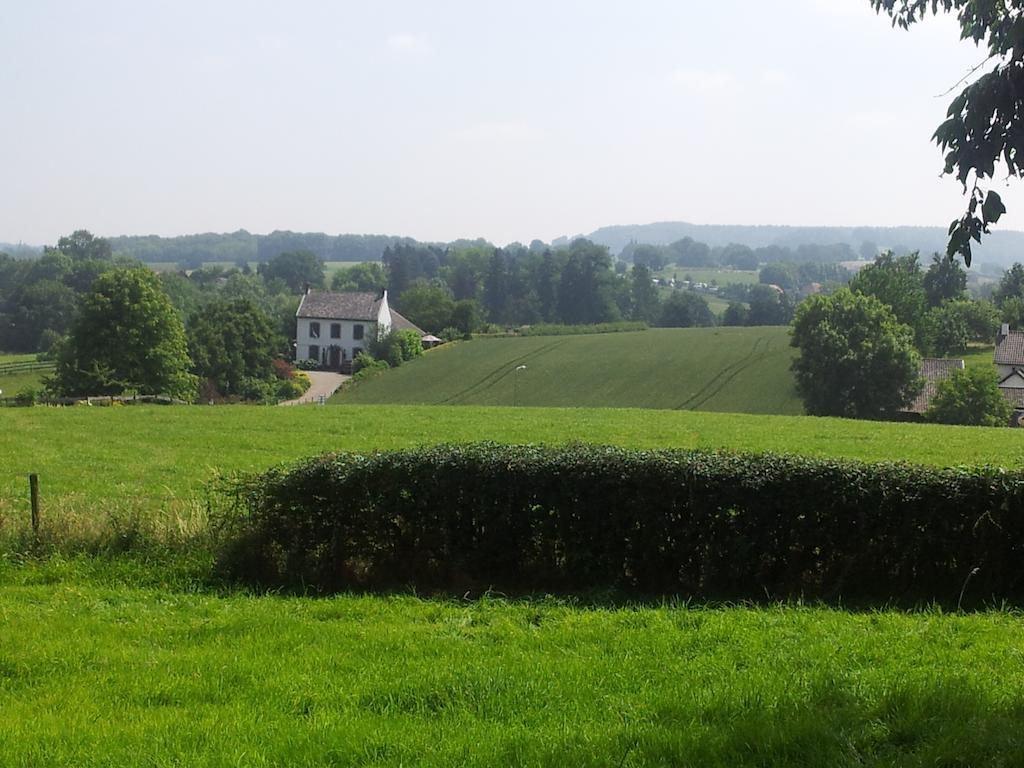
[390,309,425,336]
[1001,388,1024,408]
[995,330,1024,365]
[296,290,382,321]
[904,357,965,414]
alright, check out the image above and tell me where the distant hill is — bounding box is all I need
[333,326,802,414]
[564,221,1024,269]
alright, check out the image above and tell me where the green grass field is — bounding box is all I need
[3,404,1024,533]
[3,403,1024,765]
[655,267,759,286]
[336,327,802,413]
[0,353,53,397]
[1,580,1022,767]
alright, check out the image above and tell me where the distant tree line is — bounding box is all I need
[621,238,858,271]
[99,230,431,269]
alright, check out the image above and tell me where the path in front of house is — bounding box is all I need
[279,371,349,406]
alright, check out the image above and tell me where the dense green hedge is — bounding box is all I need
[219,444,1024,602]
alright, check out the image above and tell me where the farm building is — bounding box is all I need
[900,357,965,418]
[295,288,424,372]
[994,324,1024,411]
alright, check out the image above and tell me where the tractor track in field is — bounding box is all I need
[439,338,569,404]
[674,335,771,411]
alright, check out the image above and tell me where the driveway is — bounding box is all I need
[279,371,350,405]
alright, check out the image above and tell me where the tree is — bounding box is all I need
[722,301,749,326]
[629,263,660,323]
[330,262,387,293]
[993,263,1024,307]
[557,240,620,325]
[872,1,1019,263]
[394,281,455,333]
[187,299,280,397]
[52,268,196,399]
[926,366,1012,426]
[849,252,927,344]
[747,284,794,326]
[922,252,967,307]
[257,250,325,293]
[923,302,969,356]
[56,230,112,262]
[669,237,714,267]
[657,291,715,328]
[790,288,922,419]
[759,263,797,291]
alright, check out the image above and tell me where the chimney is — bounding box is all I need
[998,323,1010,346]
[304,282,311,295]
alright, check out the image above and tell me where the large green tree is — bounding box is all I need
[922,252,967,307]
[849,252,927,344]
[187,298,280,397]
[258,250,325,293]
[629,263,660,323]
[394,281,455,333]
[872,0,1020,262]
[790,288,922,419]
[52,269,196,399]
[657,291,715,328]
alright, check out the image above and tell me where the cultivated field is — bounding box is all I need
[335,327,802,413]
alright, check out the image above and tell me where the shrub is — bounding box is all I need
[294,358,320,371]
[275,378,306,401]
[351,351,390,382]
[371,330,423,367]
[926,367,1013,426]
[271,358,294,380]
[14,386,39,406]
[218,443,1024,603]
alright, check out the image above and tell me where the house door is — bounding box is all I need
[329,346,341,369]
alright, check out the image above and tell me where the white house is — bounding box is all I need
[295,288,424,370]
[995,323,1024,410]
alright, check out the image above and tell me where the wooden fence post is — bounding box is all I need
[29,473,39,537]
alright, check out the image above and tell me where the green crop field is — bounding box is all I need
[335,327,802,413]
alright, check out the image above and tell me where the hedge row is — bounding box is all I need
[218,443,1024,602]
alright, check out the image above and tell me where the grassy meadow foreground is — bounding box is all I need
[2,577,1023,767]
[4,404,1024,766]
[334,327,803,414]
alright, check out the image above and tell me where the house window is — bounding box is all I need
[353,324,365,340]
[308,344,319,361]
[330,323,341,339]
[309,322,320,339]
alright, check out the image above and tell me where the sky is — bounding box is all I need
[2,0,1020,247]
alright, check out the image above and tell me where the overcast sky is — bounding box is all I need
[2,0,1019,246]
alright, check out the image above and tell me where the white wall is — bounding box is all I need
[296,317,375,364]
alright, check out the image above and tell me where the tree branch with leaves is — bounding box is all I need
[871,0,1024,264]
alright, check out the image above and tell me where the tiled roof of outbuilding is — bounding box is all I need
[904,357,965,414]
[389,309,425,336]
[296,291,382,320]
